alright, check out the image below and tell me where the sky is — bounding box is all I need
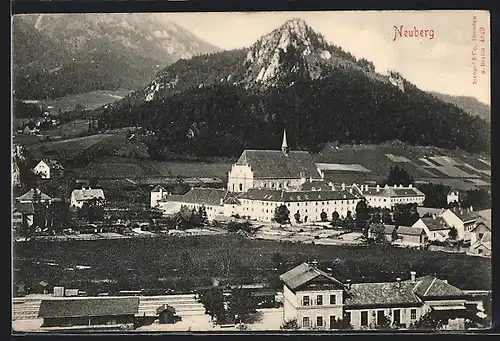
[162,11,490,105]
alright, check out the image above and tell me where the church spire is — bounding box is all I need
[281,129,289,156]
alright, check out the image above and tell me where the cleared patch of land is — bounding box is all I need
[13,235,491,295]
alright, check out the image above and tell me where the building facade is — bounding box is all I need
[227,130,323,193]
[280,262,467,330]
[350,184,425,209]
[413,217,451,242]
[70,188,105,208]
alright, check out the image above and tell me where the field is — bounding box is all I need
[44,119,90,138]
[26,134,113,160]
[24,89,132,112]
[13,235,491,295]
[316,142,491,189]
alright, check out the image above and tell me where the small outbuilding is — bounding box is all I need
[156,304,180,324]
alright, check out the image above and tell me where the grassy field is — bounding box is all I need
[26,134,113,160]
[13,235,491,294]
[34,89,132,112]
[44,119,90,138]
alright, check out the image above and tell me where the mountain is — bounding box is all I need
[96,18,490,158]
[12,14,220,100]
[429,92,490,122]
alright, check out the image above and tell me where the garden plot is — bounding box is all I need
[385,154,411,163]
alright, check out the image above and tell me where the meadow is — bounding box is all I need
[13,235,491,295]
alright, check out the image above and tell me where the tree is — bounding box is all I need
[271,252,285,273]
[331,211,340,227]
[329,316,353,330]
[383,166,414,187]
[391,227,399,242]
[448,226,458,240]
[393,203,419,226]
[355,200,369,231]
[294,210,301,224]
[280,319,300,330]
[197,206,209,226]
[274,205,290,224]
[409,311,445,330]
[228,288,256,324]
[320,211,328,222]
[200,288,226,323]
[174,205,193,230]
[381,208,394,224]
[345,210,355,230]
[79,197,105,223]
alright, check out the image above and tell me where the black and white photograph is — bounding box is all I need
[11,10,491,333]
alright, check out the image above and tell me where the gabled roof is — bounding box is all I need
[13,202,35,215]
[167,188,230,206]
[417,207,444,218]
[412,276,464,298]
[151,185,167,192]
[369,223,396,235]
[360,186,425,198]
[36,159,64,170]
[16,189,52,202]
[448,207,479,223]
[279,263,346,292]
[237,189,359,202]
[71,188,105,201]
[471,221,491,233]
[236,150,321,180]
[396,226,425,236]
[419,217,450,231]
[299,180,333,191]
[476,209,491,228]
[156,304,176,315]
[345,281,423,308]
[38,297,139,318]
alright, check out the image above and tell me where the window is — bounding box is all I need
[302,317,310,328]
[316,316,323,327]
[410,309,417,320]
[377,310,385,325]
[330,294,336,305]
[361,311,368,326]
[479,233,484,239]
[345,312,351,324]
[303,296,310,306]
[316,295,323,306]
[239,183,243,191]
[393,309,401,325]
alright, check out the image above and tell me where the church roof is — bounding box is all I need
[236,150,321,180]
[16,189,52,202]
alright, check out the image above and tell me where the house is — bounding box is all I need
[447,189,460,205]
[237,188,362,222]
[70,187,105,208]
[367,224,396,242]
[280,262,467,330]
[15,188,52,204]
[33,159,64,179]
[350,183,425,209]
[150,185,168,208]
[440,207,479,241]
[412,216,451,242]
[227,130,323,193]
[469,216,491,257]
[38,297,140,328]
[156,304,180,324]
[12,202,35,232]
[158,188,240,221]
[394,226,428,247]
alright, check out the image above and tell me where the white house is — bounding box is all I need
[350,183,425,209]
[227,130,322,193]
[469,211,491,257]
[447,189,460,205]
[412,216,451,242]
[440,207,479,241]
[150,185,168,208]
[33,160,51,179]
[32,159,64,179]
[280,262,467,330]
[70,187,105,208]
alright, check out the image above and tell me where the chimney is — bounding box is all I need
[409,184,413,188]
[309,177,312,182]
[410,271,416,282]
[469,206,473,212]
[385,184,389,189]
[341,183,345,190]
[432,213,436,219]
[220,198,224,206]
[376,185,380,192]
[396,277,401,288]
[310,260,318,268]
[349,188,353,194]
[393,184,397,189]
[346,279,351,290]
[399,184,403,188]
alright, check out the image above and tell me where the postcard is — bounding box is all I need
[11,10,491,333]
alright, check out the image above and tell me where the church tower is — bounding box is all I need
[281,129,289,156]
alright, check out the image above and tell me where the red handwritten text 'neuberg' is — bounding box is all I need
[393,25,434,41]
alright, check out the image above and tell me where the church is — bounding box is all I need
[227,130,323,193]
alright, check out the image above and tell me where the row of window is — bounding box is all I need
[367,197,423,203]
[302,294,336,306]
[240,200,357,206]
[301,309,418,328]
[302,313,349,328]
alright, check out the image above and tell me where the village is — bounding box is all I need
[12,130,492,332]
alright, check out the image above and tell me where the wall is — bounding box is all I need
[440,210,465,240]
[34,163,50,179]
[294,289,344,329]
[283,285,297,322]
[150,191,165,208]
[346,306,424,329]
[470,224,490,246]
[253,178,306,191]
[399,234,425,246]
[227,165,254,192]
